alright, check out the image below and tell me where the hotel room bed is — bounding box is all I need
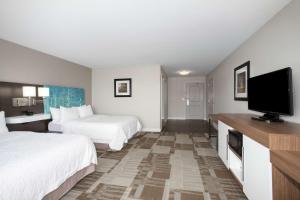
[54,114,142,151]
[0,131,97,200]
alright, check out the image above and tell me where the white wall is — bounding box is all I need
[92,65,162,131]
[207,0,300,123]
[168,76,206,120]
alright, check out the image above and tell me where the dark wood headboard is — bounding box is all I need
[0,81,44,117]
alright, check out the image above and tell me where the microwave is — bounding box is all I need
[228,130,243,158]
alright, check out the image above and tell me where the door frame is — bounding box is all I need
[184,81,206,120]
[207,77,214,117]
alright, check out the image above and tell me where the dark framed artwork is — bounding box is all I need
[114,78,132,97]
[234,61,250,101]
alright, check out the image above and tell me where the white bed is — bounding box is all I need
[61,114,142,151]
[0,131,97,200]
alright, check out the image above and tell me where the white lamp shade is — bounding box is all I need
[22,86,36,97]
[38,87,49,97]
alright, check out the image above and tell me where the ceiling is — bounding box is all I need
[0,0,291,76]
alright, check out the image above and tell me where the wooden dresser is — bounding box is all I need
[213,113,300,200]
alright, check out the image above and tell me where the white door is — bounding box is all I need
[218,121,230,168]
[185,82,204,119]
[243,135,272,200]
[207,78,214,116]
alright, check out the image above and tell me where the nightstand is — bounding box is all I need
[6,113,51,132]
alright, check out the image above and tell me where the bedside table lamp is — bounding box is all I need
[38,87,49,98]
[38,87,49,112]
[22,86,36,115]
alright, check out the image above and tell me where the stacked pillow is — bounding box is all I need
[49,105,94,123]
[0,111,9,133]
[60,107,80,123]
[49,107,61,123]
[78,105,94,118]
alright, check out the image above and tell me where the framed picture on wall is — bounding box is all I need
[114,78,132,97]
[234,61,250,101]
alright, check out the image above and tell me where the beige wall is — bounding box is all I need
[0,39,92,103]
[92,65,162,131]
[168,76,206,120]
[207,0,300,123]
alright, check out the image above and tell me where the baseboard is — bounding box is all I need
[167,117,186,120]
[168,117,206,120]
[142,128,162,132]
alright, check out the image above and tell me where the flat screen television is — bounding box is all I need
[248,67,293,122]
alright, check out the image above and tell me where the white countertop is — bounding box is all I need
[6,113,51,124]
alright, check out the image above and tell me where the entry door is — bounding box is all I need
[185,82,204,119]
[207,78,214,115]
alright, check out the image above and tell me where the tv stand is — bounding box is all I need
[213,114,300,200]
[251,113,284,123]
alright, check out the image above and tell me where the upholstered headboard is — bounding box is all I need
[44,85,85,113]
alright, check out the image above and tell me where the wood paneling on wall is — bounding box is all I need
[0,81,44,117]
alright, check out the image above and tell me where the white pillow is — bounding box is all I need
[0,111,9,133]
[50,107,61,123]
[78,105,94,118]
[60,106,80,123]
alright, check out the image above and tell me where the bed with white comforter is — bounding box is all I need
[0,131,97,200]
[62,114,142,151]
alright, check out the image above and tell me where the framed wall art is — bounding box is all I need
[114,78,132,97]
[234,61,250,101]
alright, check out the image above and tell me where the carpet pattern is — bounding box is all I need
[62,132,247,200]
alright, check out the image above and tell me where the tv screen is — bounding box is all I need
[248,67,293,116]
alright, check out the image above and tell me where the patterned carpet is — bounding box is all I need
[62,132,247,200]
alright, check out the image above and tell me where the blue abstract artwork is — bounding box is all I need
[43,85,85,113]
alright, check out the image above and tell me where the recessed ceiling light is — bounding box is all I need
[177,70,191,76]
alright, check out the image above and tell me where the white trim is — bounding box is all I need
[142,128,162,132]
[207,77,214,116]
[167,117,186,120]
[185,117,205,120]
[168,117,207,120]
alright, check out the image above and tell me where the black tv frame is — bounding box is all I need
[248,67,293,122]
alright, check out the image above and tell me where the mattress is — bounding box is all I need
[63,114,142,151]
[0,131,97,200]
[48,121,63,132]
